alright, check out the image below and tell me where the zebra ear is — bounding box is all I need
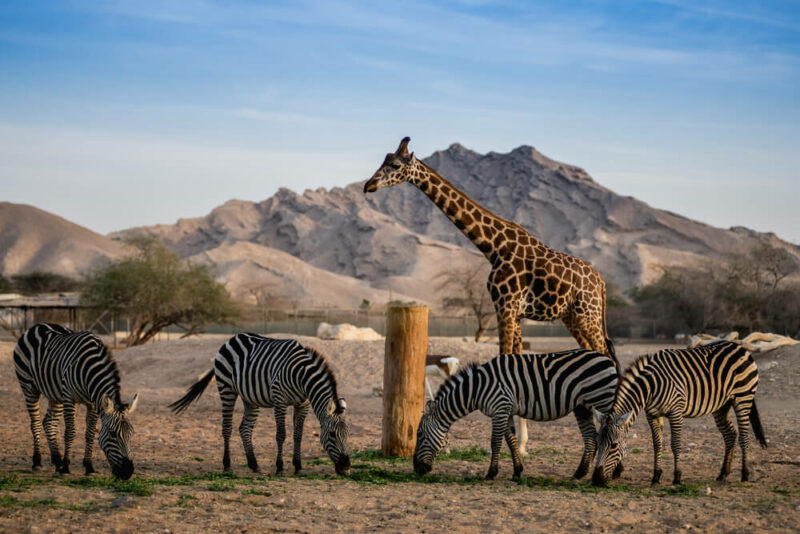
[337,398,347,413]
[615,412,632,427]
[127,393,139,414]
[101,394,115,415]
[424,400,434,416]
[593,409,606,426]
[326,398,336,416]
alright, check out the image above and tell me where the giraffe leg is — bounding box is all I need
[43,402,64,470]
[504,414,523,481]
[239,403,261,473]
[83,405,99,475]
[712,403,736,481]
[562,312,591,350]
[512,320,523,354]
[292,401,310,474]
[59,401,76,475]
[497,307,519,354]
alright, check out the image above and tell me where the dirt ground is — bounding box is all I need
[1,334,798,533]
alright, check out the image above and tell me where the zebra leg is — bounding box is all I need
[517,418,528,456]
[83,405,99,475]
[292,401,310,474]
[43,402,64,470]
[274,404,287,474]
[712,404,736,481]
[572,405,597,480]
[647,414,664,484]
[59,401,76,474]
[667,414,683,485]
[219,390,237,472]
[239,403,261,473]
[503,414,523,481]
[486,411,510,480]
[733,401,752,482]
[21,388,44,471]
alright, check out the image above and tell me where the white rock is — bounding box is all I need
[316,322,383,341]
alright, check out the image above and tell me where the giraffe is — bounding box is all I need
[364,138,617,456]
[364,137,616,360]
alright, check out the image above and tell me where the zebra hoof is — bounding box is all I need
[485,468,498,481]
[32,465,41,472]
[222,466,232,473]
[672,472,682,486]
[83,460,95,475]
[50,453,63,469]
[573,464,588,480]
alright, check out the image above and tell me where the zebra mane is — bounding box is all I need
[435,361,480,399]
[97,342,125,408]
[305,346,340,405]
[613,353,651,399]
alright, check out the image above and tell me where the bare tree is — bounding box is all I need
[436,261,496,341]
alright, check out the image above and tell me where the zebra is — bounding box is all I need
[592,341,768,487]
[169,333,351,476]
[13,323,138,479]
[413,349,620,481]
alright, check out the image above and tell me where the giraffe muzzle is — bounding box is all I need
[363,180,378,194]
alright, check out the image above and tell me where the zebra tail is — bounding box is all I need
[605,337,618,368]
[169,369,215,415]
[749,401,768,448]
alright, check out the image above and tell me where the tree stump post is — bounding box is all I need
[381,304,428,457]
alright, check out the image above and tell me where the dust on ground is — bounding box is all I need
[1,335,798,533]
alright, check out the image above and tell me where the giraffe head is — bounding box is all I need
[363,136,417,193]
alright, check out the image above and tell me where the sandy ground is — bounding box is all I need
[1,334,799,533]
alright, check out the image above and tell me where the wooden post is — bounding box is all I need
[381,305,428,457]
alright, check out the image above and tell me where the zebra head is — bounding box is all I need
[321,397,350,476]
[98,393,138,480]
[592,411,634,486]
[413,401,449,475]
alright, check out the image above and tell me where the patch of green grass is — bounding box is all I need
[175,494,197,508]
[306,457,331,466]
[439,446,488,462]
[772,486,793,496]
[192,457,205,462]
[206,480,236,492]
[242,488,272,497]
[631,448,644,454]
[0,495,57,508]
[517,476,638,494]
[658,483,704,496]
[0,475,49,491]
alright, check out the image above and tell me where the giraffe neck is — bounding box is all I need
[408,161,523,260]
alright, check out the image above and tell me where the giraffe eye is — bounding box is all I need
[389,162,401,170]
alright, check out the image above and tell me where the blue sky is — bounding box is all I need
[1,0,799,242]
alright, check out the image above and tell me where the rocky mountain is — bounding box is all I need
[112,143,800,306]
[0,202,129,279]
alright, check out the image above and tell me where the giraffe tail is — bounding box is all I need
[601,283,618,368]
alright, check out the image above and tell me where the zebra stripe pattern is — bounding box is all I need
[169,333,351,475]
[592,341,768,486]
[13,323,138,479]
[413,349,619,481]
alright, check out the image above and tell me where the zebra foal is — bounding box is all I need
[413,349,619,481]
[170,333,351,475]
[13,323,138,479]
[592,341,768,487]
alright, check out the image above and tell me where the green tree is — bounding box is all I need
[0,274,11,293]
[81,236,238,346]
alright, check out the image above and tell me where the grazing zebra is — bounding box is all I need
[413,349,620,481]
[592,341,768,487]
[13,323,138,480]
[169,333,351,476]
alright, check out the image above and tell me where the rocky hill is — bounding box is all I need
[0,202,129,279]
[112,143,800,304]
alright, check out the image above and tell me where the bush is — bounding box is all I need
[10,272,80,295]
[81,236,239,345]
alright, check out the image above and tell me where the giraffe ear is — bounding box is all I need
[396,136,410,158]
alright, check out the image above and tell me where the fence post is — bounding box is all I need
[381,304,428,457]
